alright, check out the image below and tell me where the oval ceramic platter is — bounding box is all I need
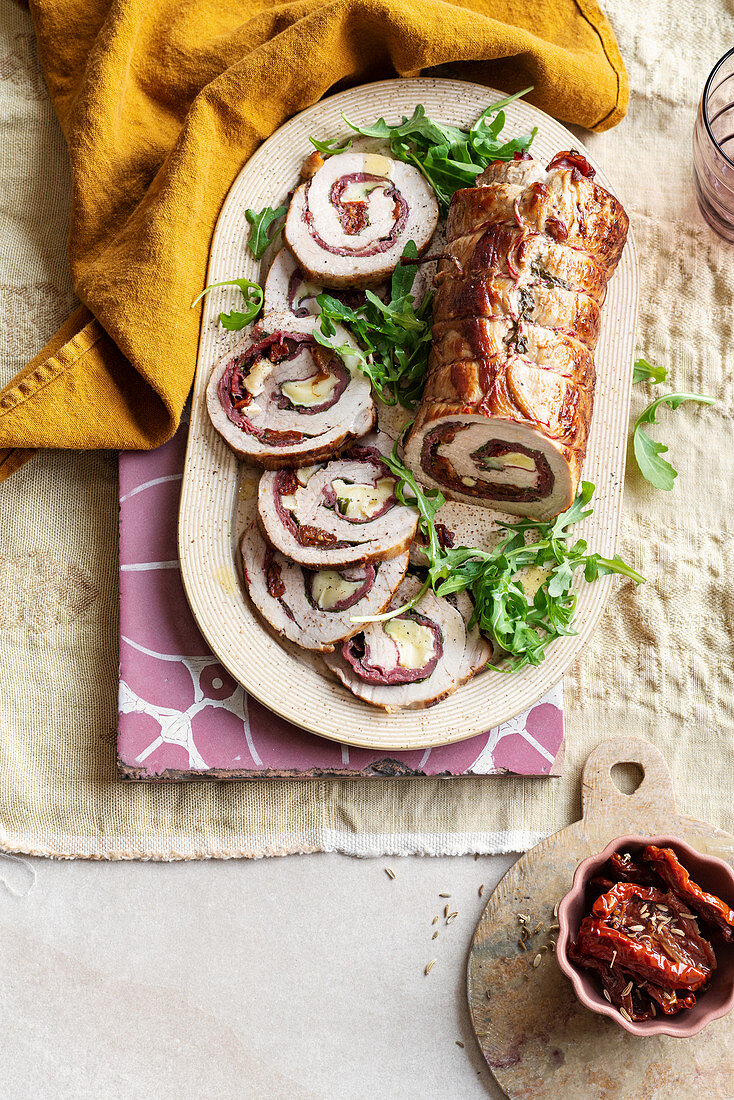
[178,78,638,751]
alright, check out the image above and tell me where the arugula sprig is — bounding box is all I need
[312,240,433,407]
[633,392,716,490]
[356,444,644,670]
[190,277,264,330]
[631,356,715,489]
[245,205,288,260]
[342,90,537,212]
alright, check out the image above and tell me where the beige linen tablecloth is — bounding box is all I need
[1,0,732,859]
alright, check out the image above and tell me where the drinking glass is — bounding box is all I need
[693,47,734,242]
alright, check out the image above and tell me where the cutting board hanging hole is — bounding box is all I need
[610,761,644,795]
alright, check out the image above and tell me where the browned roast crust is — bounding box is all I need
[445,173,629,273]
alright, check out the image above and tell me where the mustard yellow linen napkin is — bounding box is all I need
[0,0,627,478]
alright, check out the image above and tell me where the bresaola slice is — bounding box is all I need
[206,313,374,467]
[240,522,409,651]
[323,576,492,710]
[284,152,439,288]
[257,437,419,567]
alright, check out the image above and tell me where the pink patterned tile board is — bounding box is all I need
[117,426,564,781]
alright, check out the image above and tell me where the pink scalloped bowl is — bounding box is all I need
[556,834,734,1037]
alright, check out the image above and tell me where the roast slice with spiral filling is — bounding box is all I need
[257,434,419,568]
[322,576,492,711]
[284,152,439,288]
[240,521,409,652]
[206,313,374,467]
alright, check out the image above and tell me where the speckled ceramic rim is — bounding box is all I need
[179,77,639,751]
[556,834,734,1037]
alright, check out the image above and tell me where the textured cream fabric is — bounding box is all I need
[0,0,732,859]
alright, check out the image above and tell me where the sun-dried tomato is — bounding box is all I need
[269,339,291,362]
[643,845,734,942]
[265,558,286,599]
[567,847,732,1021]
[277,470,300,496]
[546,150,596,178]
[261,428,304,445]
[608,851,659,886]
[296,525,338,548]
[574,916,710,991]
[435,523,455,550]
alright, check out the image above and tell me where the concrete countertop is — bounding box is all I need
[1,851,517,1099]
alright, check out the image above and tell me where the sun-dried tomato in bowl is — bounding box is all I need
[567,844,734,1023]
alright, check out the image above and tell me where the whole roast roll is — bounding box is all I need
[404,151,629,520]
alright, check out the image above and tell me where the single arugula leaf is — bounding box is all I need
[633,392,716,489]
[390,239,419,301]
[633,357,668,385]
[244,204,288,260]
[190,277,264,330]
[309,135,353,156]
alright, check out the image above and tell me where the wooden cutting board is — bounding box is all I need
[467,737,734,1099]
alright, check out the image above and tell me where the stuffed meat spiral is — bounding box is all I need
[241,521,409,651]
[323,577,492,710]
[257,436,419,568]
[404,151,629,520]
[206,313,374,467]
[284,152,439,288]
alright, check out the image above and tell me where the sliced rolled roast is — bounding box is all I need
[206,313,374,467]
[404,150,629,520]
[323,576,492,711]
[263,247,375,319]
[240,521,409,651]
[284,152,438,288]
[257,436,419,567]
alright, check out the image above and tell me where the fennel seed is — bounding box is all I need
[532,953,542,968]
[456,1041,465,1048]
[619,1007,633,1023]
[478,884,485,897]
[385,868,396,880]
[425,959,437,975]
[432,931,439,940]
[444,904,450,918]
[621,981,633,997]
[518,940,527,951]
[446,911,458,924]
[533,921,543,934]
[439,892,451,898]
[603,989,612,1002]
[432,916,439,925]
